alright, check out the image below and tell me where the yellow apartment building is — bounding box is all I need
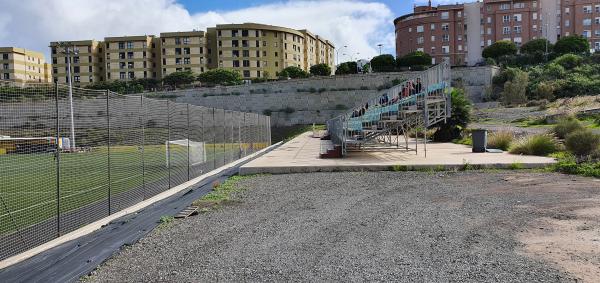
[104,35,156,81]
[0,47,51,83]
[49,40,104,86]
[158,31,207,78]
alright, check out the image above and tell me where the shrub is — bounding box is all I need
[552,117,584,139]
[370,54,397,72]
[543,63,566,79]
[554,35,590,55]
[335,61,358,75]
[553,54,583,70]
[520,38,553,55]
[278,66,309,79]
[509,134,561,156]
[432,88,472,142]
[397,51,432,67]
[487,131,514,151]
[502,69,529,105]
[198,68,243,86]
[482,40,518,60]
[310,63,332,76]
[565,129,600,157]
[262,109,273,116]
[534,82,555,100]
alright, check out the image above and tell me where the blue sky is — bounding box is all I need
[1,0,456,59]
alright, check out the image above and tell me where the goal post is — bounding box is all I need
[165,139,207,168]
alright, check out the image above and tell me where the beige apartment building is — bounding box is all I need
[49,40,103,86]
[49,23,335,85]
[0,47,51,83]
[395,0,600,66]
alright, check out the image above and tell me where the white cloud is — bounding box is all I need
[0,0,395,61]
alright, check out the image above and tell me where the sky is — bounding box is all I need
[0,0,463,61]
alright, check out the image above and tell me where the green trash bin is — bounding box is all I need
[472,129,487,153]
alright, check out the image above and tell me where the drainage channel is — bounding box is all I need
[0,144,280,283]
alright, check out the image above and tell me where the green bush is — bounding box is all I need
[278,66,309,79]
[433,88,472,142]
[520,38,553,55]
[310,63,332,76]
[487,131,514,151]
[552,117,584,139]
[502,69,529,105]
[565,129,600,157]
[198,68,243,86]
[482,40,518,60]
[370,54,397,72]
[554,35,590,55]
[553,54,583,70]
[551,152,600,178]
[397,51,432,67]
[509,134,561,156]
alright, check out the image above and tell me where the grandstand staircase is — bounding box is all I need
[323,63,451,158]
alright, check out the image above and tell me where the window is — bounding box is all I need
[175,58,182,65]
[596,18,600,25]
[514,26,522,34]
[52,57,57,64]
[442,46,449,54]
[183,37,190,44]
[232,50,239,57]
[513,3,525,9]
[73,56,80,63]
[442,34,450,42]
[565,20,570,27]
[487,27,492,35]
[242,30,249,37]
[243,60,250,67]
[242,40,249,47]
[183,48,190,55]
[595,42,600,50]
[487,17,491,24]
[126,42,134,49]
[118,42,125,49]
[416,25,424,33]
[565,7,570,14]
[119,72,126,79]
[441,12,449,19]
[3,63,8,70]
[243,70,250,78]
[458,11,462,18]
[533,13,537,20]
[583,30,592,38]
[514,14,522,22]
[458,45,463,51]
[431,35,436,42]
[430,24,435,30]
[119,52,125,59]
[89,66,93,72]
[458,35,462,41]
[596,5,600,13]
[128,72,134,79]
[73,66,80,73]
[127,52,134,59]
[584,19,592,26]
[584,6,592,14]
[184,58,190,64]
[442,23,449,31]
[417,37,424,44]
[500,3,510,10]
[503,27,511,34]
[119,62,126,69]
[233,60,240,67]
[503,15,510,23]
[243,50,249,57]
[127,62,134,69]
[175,38,181,45]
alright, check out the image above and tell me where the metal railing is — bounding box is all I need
[326,63,451,155]
[0,81,271,261]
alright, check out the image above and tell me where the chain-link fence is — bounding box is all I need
[0,81,271,261]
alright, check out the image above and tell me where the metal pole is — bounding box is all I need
[223,109,226,164]
[106,90,111,215]
[167,100,171,189]
[140,95,146,199]
[187,103,190,181]
[66,47,76,150]
[55,83,61,237]
[238,112,242,159]
[212,108,216,169]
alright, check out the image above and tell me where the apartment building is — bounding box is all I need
[0,47,51,83]
[49,40,103,86]
[561,0,600,50]
[394,3,468,66]
[395,0,598,66]
[158,31,207,78]
[49,23,334,85]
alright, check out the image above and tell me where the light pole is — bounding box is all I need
[355,52,360,73]
[545,12,550,62]
[336,45,348,66]
[58,42,78,150]
[377,44,383,55]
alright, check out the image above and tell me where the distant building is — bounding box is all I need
[0,47,51,83]
[394,0,600,66]
[49,23,335,86]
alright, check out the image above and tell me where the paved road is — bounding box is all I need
[88,171,600,282]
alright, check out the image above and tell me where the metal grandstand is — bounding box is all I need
[323,63,451,157]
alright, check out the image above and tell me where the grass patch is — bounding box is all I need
[509,134,562,156]
[508,162,525,170]
[552,117,584,139]
[192,175,255,211]
[550,152,600,178]
[452,136,472,146]
[487,130,514,151]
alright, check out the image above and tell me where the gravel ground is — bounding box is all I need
[88,171,600,282]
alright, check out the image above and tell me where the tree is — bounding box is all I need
[397,51,432,67]
[163,70,196,88]
[198,68,243,86]
[502,69,529,105]
[278,66,309,79]
[553,53,583,70]
[370,54,397,72]
[554,35,590,55]
[432,88,472,142]
[335,61,358,75]
[134,78,161,90]
[361,62,371,73]
[520,38,553,55]
[309,63,332,76]
[482,40,518,60]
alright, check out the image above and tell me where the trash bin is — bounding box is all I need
[472,129,487,153]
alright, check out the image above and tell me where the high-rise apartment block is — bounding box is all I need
[49,23,335,87]
[0,47,51,83]
[395,0,600,66]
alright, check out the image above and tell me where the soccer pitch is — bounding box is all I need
[0,143,245,236]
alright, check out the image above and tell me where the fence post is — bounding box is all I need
[238,112,241,159]
[106,90,112,215]
[55,83,61,237]
[222,109,226,164]
[167,100,171,189]
[187,103,190,181]
[212,108,216,170]
[140,95,146,199]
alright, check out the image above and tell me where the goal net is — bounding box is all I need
[165,139,207,167]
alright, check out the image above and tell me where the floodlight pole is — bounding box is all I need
[336,45,348,66]
[59,42,78,150]
[377,44,383,55]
